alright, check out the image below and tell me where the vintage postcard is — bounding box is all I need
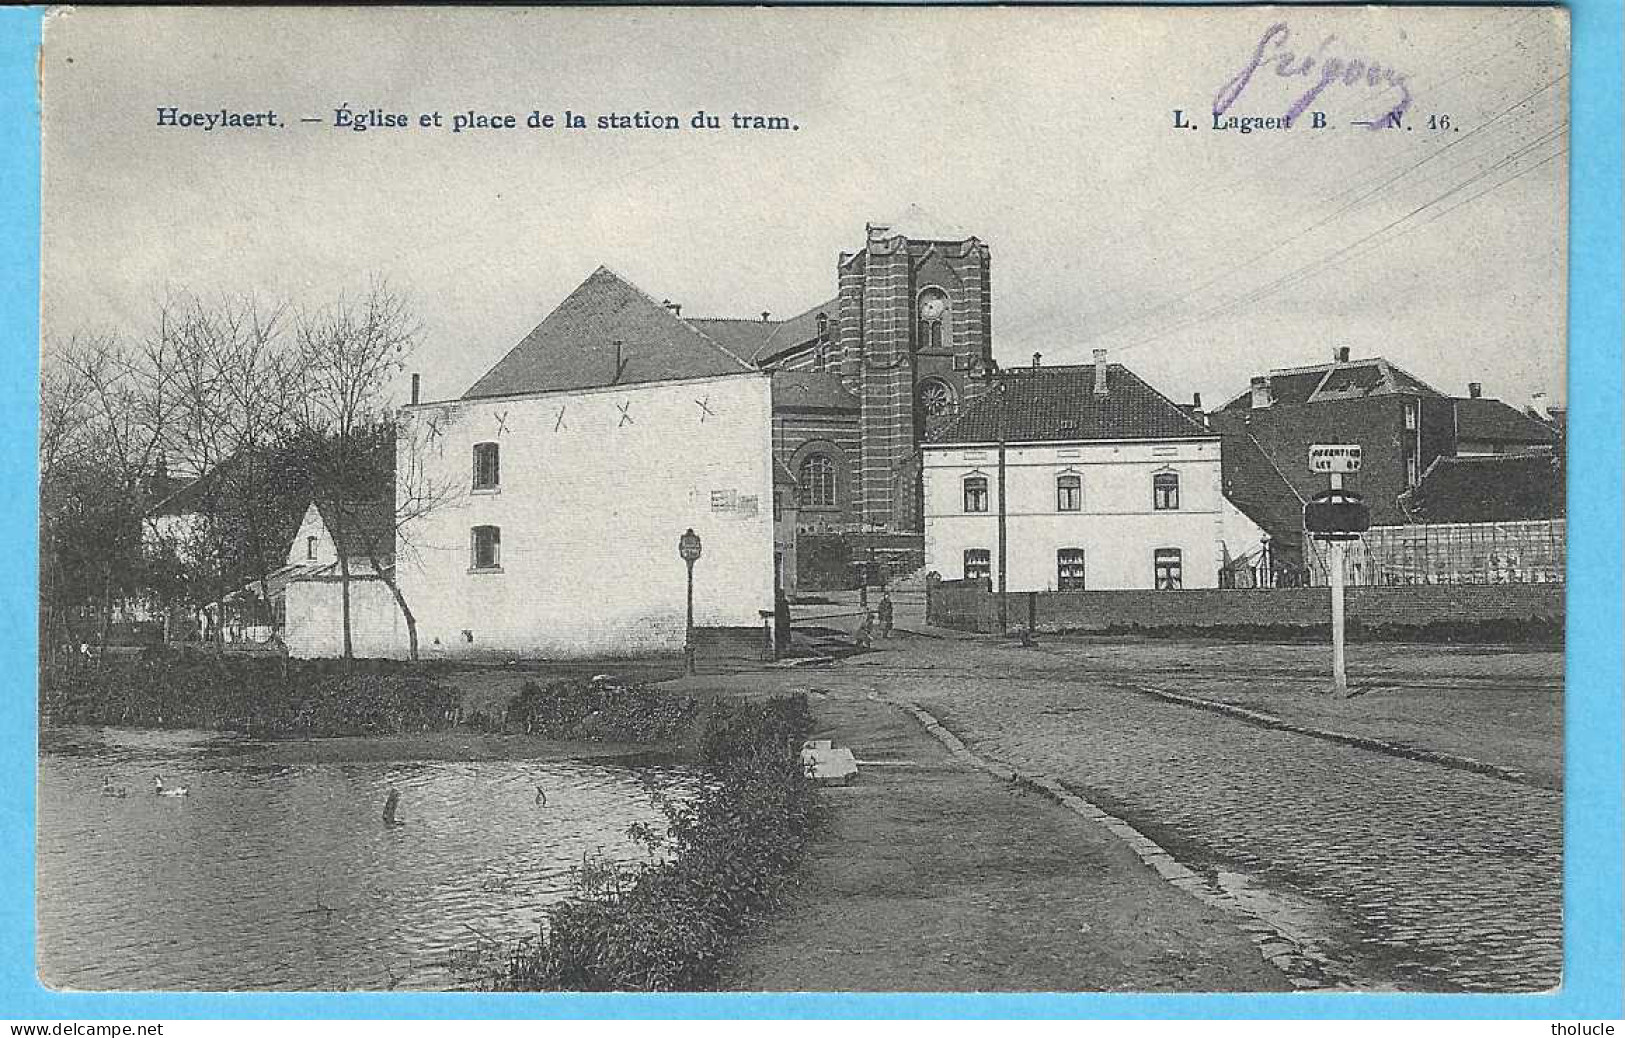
[35,5,1570,998]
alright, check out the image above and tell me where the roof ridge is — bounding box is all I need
[1112,366,1212,437]
[600,267,756,372]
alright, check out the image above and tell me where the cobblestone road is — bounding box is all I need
[852,640,1563,993]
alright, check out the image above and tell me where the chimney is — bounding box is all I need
[1250,375,1273,409]
[1192,392,1202,410]
[1335,346,1351,363]
[1467,382,1482,399]
[661,299,682,317]
[761,311,771,323]
[1093,349,1108,397]
[410,372,420,405]
[1032,352,1042,369]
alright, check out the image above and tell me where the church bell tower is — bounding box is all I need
[835,218,993,531]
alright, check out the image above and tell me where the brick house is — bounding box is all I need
[1208,349,1559,573]
[921,352,1267,592]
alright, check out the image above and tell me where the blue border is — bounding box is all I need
[3,2,1620,1020]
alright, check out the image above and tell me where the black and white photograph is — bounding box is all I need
[36,5,1569,995]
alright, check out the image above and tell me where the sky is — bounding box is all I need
[41,6,1569,414]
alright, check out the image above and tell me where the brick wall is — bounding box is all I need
[927,578,1564,634]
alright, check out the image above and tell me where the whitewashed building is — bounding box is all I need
[394,267,780,658]
[923,351,1266,592]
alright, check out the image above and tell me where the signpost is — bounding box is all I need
[678,528,703,675]
[1305,445,1368,696]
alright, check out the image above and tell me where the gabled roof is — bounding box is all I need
[315,497,395,559]
[926,364,1214,445]
[771,370,858,412]
[464,266,756,399]
[686,317,781,358]
[1453,397,1557,445]
[753,297,839,364]
[1398,453,1564,523]
[1217,356,1445,411]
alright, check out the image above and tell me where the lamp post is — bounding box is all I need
[678,527,703,675]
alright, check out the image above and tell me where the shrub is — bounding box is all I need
[491,693,817,991]
[38,655,461,737]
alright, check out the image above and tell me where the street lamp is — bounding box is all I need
[678,527,703,675]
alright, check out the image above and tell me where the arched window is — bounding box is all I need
[918,378,956,417]
[799,454,836,508]
[963,475,989,513]
[1056,474,1082,512]
[1153,471,1180,511]
[917,287,950,352]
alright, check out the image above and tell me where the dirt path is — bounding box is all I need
[722,692,1289,992]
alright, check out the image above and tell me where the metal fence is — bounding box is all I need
[1306,519,1566,587]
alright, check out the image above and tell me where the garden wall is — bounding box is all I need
[926,577,1565,636]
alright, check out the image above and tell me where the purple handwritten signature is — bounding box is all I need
[1214,22,1412,128]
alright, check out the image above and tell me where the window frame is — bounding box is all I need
[1056,473,1082,512]
[799,453,837,509]
[963,475,990,513]
[1057,548,1086,591]
[472,441,501,491]
[470,525,502,572]
[964,548,992,582]
[305,535,318,561]
[1152,471,1180,511]
[1153,547,1183,591]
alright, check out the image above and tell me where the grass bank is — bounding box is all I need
[488,691,817,991]
[40,655,461,738]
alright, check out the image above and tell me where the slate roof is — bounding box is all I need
[771,370,858,412]
[315,497,396,559]
[1453,397,1558,446]
[1398,453,1564,523]
[1217,356,1445,412]
[686,317,780,359]
[755,298,839,363]
[464,267,755,399]
[926,364,1214,445]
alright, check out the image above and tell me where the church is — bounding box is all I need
[685,212,999,563]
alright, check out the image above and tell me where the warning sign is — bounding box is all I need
[1309,444,1363,474]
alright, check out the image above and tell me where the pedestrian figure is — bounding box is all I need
[856,610,874,649]
[878,591,894,639]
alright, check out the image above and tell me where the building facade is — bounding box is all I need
[398,270,780,658]
[923,354,1266,593]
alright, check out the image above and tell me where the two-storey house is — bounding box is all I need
[922,351,1266,592]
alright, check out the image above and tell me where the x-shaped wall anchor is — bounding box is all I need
[617,400,634,426]
[494,411,510,436]
[695,396,715,422]
[554,406,567,432]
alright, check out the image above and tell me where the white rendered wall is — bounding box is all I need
[923,438,1262,591]
[395,371,777,658]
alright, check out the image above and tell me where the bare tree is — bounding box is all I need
[291,278,423,661]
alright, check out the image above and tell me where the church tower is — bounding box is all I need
[836,219,994,531]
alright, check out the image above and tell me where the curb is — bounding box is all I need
[1129,684,1543,790]
[900,700,1335,991]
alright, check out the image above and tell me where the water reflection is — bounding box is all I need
[38,727,689,991]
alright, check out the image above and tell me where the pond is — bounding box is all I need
[37,726,691,991]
